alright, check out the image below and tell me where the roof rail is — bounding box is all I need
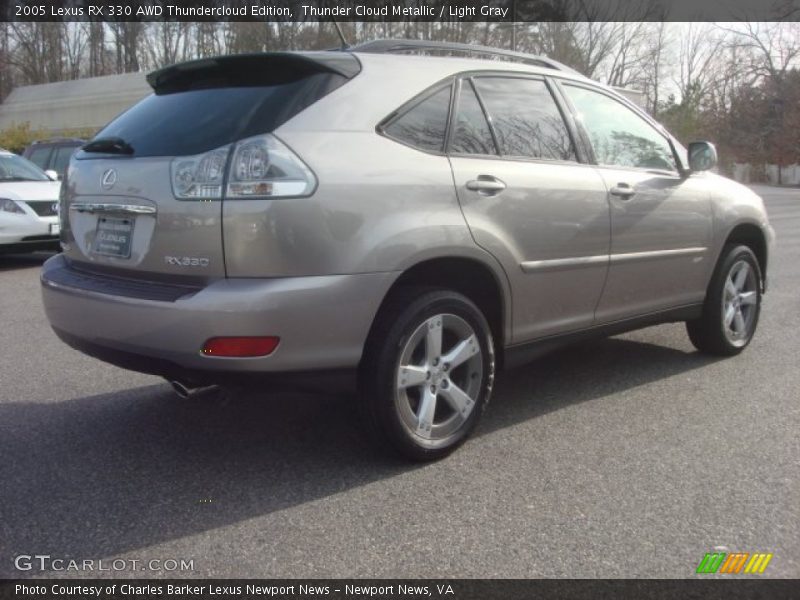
[29,137,86,144]
[351,39,580,75]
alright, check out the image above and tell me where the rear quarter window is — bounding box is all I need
[382,85,452,154]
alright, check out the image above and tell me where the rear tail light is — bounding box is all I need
[170,134,315,201]
[227,134,316,198]
[201,336,280,357]
[171,146,230,199]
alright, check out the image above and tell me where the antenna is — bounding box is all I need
[332,21,349,50]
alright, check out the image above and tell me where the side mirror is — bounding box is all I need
[687,141,717,172]
[45,169,59,181]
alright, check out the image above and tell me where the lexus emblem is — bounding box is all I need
[101,169,117,190]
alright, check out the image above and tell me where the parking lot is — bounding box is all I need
[0,185,797,579]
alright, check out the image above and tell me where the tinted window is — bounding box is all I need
[563,85,676,171]
[52,145,77,175]
[473,77,575,161]
[0,153,49,181]
[27,147,51,169]
[91,72,347,157]
[384,86,451,153]
[451,80,497,155]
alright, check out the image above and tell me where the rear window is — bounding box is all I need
[89,72,347,158]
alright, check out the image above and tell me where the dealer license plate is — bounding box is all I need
[92,217,134,258]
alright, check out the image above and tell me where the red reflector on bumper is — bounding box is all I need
[201,336,280,357]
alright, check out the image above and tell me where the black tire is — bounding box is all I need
[686,244,762,356]
[358,287,495,461]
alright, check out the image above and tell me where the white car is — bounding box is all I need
[0,149,61,253]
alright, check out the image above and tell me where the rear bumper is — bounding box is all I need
[41,254,397,379]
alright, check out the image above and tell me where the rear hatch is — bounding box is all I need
[62,52,359,281]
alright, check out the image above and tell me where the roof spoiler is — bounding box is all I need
[146,52,361,94]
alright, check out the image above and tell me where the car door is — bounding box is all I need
[559,82,713,322]
[448,74,611,342]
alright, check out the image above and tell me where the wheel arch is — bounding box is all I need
[369,256,511,365]
[722,222,768,291]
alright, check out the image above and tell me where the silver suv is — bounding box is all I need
[41,41,774,460]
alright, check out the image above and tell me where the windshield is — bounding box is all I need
[0,153,49,181]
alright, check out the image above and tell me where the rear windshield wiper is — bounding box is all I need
[82,137,134,155]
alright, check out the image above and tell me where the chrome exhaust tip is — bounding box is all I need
[168,379,218,399]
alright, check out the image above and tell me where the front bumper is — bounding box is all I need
[765,222,776,292]
[0,214,59,251]
[41,254,397,379]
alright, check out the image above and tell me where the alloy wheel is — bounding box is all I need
[722,259,758,347]
[394,313,483,442]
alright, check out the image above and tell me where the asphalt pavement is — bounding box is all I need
[0,185,797,579]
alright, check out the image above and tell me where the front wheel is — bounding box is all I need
[686,244,762,356]
[358,287,495,461]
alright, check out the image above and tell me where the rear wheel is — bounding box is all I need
[686,244,762,356]
[359,287,495,461]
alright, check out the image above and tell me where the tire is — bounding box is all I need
[358,287,496,461]
[686,244,762,356]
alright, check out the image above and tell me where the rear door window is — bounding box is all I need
[450,80,497,156]
[473,77,576,161]
[382,86,452,153]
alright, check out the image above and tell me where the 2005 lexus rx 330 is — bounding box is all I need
[41,40,774,460]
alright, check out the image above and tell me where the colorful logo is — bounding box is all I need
[696,552,773,574]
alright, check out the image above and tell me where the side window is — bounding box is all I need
[563,85,676,171]
[27,147,52,170]
[450,80,497,155]
[383,86,452,153]
[51,146,76,175]
[472,77,575,161]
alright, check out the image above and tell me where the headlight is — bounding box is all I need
[0,198,25,214]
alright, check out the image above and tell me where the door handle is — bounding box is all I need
[609,183,635,200]
[466,176,506,196]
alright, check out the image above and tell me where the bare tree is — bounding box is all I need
[719,21,800,83]
[6,22,66,84]
[63,23,87,79]
[602,21,653,88]
[640,21,670,116]
[107,21,143,72]
[143,21,189,68]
